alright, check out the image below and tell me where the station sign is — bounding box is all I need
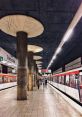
[41,69,51,73]
[0,47,18,66]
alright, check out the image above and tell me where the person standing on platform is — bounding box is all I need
[36,79,40,89]
[45,79,47,85]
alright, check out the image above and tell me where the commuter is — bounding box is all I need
[45,79,47,85]
[36,79,40,89]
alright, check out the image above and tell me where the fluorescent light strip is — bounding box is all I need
[47,3,82,69]
[56,47,62,54]
[63,29,73,43]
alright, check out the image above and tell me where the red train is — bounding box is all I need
[0,73,17,83]
[48,67,82,103]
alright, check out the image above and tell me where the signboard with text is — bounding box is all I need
[0,47,17,64]
[41,69,51,73]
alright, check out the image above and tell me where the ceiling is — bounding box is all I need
[0,0,82,71]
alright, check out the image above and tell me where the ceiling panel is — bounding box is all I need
[0,0,82,71]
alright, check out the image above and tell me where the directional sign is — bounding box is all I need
[41,69,51,73]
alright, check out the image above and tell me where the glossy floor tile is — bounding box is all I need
[0,84,82,117]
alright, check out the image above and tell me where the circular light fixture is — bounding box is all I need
[33,56,42,60]
[0,15,44,38]
[37,64,42,67]
[36,61,42,64]
[28,45,43,53]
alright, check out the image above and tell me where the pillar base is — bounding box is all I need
[17,87,27,100]
[17,68,27,100]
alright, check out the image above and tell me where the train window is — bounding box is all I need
[0,77,2,83]
[61,76,64,84]
[0,65,2,73]
[54,76,57,83]
[54,77,56,82]
[50,77,53,81]
[79,75,82,102]
[70,75,77,88]
[79,75,82,85]
[57,76,59,83]
[59,76,62,84]
[52,77,54,82]
[52,77,53,81]
[66,75,70,86]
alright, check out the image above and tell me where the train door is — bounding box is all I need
[66,75,70,86]
[79,75,82,102]
[70,74,80,89]
[0,64,2,83]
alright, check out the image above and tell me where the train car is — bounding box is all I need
[0,73,17,90]
[48,67,82,104]
[0,64,17,84]
[0,73,17,84]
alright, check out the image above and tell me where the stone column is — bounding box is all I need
[28,52,34,91]
[33,61,37,87]
[17,31,27,100]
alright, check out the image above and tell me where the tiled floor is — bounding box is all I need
[0,84,82,117]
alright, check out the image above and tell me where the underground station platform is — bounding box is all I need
[0,84,82,117]
[0,0,82,117]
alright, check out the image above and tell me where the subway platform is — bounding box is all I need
[0,84,82,117]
